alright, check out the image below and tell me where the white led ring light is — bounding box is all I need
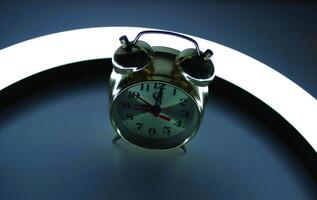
[0,27,316,152]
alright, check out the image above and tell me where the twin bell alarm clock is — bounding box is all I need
[108,30,215,152]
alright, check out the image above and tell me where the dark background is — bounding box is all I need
[0,0,316,199]
[0,0,316,97]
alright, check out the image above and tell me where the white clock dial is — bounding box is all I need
[110,81,200,149]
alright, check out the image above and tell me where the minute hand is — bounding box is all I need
[136,95,153,107]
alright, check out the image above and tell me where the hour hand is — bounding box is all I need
[153,87,164,107]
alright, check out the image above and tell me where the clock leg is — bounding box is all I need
[180,145,187,153]
[112,134,122,143]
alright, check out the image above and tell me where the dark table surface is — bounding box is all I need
[0,1,316,199]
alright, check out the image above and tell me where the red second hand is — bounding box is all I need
[156,113,171,121]
[133,106,171,121]
[134,96,172,122]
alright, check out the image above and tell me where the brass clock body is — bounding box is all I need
[109,30,214,151]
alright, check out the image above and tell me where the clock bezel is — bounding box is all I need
[110,80,201,150]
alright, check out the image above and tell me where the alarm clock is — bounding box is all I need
[109,30,215,151]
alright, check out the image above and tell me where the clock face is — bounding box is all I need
[110,81,200,149]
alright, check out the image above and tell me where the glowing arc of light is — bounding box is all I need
[0,27,316,151]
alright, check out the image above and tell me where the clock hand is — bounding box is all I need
[131,104,171,121]
[136,95,154,107]
[134,96,171,121]
[154,86,164,107]
[132,106,171,121]
[155,113,171,121]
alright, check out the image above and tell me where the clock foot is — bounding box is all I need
[112,135,122,143]
[180,145,187,153]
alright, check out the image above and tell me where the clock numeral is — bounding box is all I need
[174,120,182,127]
[172,88,177,95]
[126,113,134,120]
[154,83,166,90]
[140,83,150,91]
[180,110,190,118]
[148,128,156,135]
[179,98,188,106]
[135,122,143,130]
[162,127,171,135]
[128,91,140,99]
